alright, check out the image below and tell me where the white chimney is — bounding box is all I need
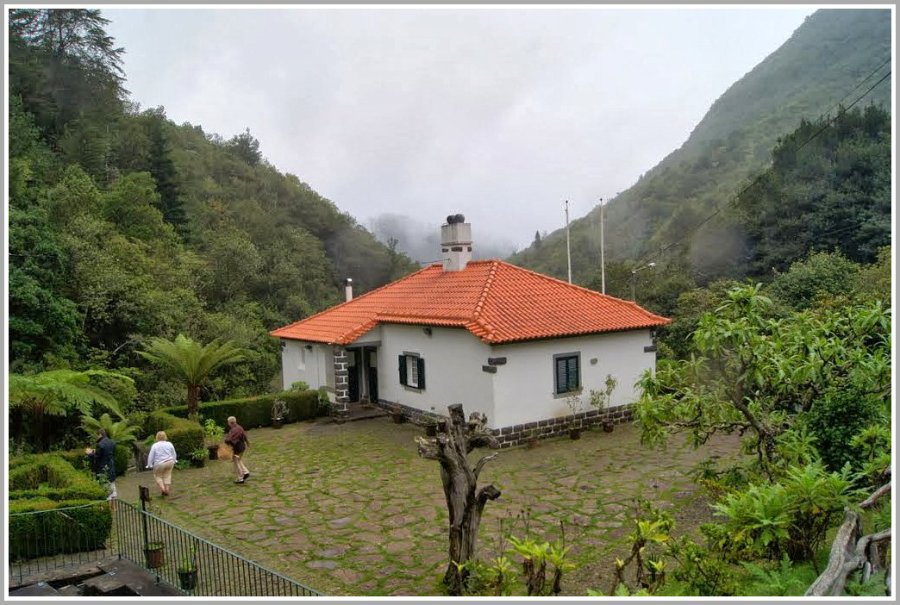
[344,278,353,301]
[441,214,472,271]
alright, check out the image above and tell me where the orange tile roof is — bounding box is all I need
[270,260,670,345]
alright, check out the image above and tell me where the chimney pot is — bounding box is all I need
[344,278,353,302]
[441,214,472,271]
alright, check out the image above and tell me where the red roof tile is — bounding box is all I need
[270,261,670,345]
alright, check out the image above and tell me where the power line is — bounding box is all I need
[637,66,892,267]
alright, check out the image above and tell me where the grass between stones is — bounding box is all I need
[115,418,740,596]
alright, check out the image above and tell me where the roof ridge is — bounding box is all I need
[468,260,500,340]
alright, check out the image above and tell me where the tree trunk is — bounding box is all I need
[187,384,200,420]
[417,404,501,595]
[807,481,892,596]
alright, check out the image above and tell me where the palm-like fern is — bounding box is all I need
[138,334,247,418]
[9,369,131,418]
[9,368,133,451]
[82,412,140,443]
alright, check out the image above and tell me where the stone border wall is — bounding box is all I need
[373,399,633,447]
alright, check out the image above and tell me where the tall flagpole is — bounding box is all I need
[600,198,605,294]
[565,200,572,284]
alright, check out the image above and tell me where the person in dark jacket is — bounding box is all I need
[225,416,250,484]
[86,429,118,501]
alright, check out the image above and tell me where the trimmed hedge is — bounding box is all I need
[144,411,205,467]
[9,454,113,560]
[55,445,130,478]
[9,498,112,559]
[163,390,323,429]
[9,454,108,501]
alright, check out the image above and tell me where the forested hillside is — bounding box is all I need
[8,10,418,406]
[510,9,891,292]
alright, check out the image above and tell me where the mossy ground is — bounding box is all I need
[115,418,739,596]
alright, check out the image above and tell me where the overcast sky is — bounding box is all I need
[104,6,816,256]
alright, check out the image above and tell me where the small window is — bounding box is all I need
[399,354,426,390]
[554,353,580,395]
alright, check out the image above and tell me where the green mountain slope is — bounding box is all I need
[510,8,891,282]
[8,9,418,404]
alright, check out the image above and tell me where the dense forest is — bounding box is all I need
[8,10,418,416]
[510,9,891,301]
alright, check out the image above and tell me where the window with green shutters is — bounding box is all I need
[399,354,425,390]
[554,353,580,394]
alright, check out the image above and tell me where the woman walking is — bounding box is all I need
[146,431,177,496]
[225,416,250,484]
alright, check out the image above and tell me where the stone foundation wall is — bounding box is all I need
[493,405,634,448]
[373,399,633,447]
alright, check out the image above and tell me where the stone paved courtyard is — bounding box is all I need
[115,416,740,596]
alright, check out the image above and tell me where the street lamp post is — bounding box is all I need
[630,262,656,301]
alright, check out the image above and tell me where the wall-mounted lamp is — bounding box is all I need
[423,327,433,336]
[280,341,287,351]
[304,344,313,351]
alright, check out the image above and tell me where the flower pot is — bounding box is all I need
[526,437,539,449]
[602,421,614,433]
[207,444,219,460]
[391,412,405,424]
[272,419,284,429]
[569,428,581,440]
[177,569,198,591]
[144,544,165,568]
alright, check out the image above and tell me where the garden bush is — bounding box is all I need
[9,498,112,559]
[9,454,113,559]
[162,389,323,428]
[144,411,205,465]
[9,454,107,501]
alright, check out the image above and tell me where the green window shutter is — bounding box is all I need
[399,355,407,386]
[416,357,426,390]
[567,356,579,391]
[555,357,566,394]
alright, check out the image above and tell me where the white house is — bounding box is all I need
[270,216,670,446]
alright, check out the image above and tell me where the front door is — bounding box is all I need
[366,348,378,402]
[347,349,360,402]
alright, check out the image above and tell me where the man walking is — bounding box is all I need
[86,429,118,503]
[225,416,250,484]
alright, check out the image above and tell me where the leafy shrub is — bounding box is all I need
[712,463,852,562]
[804,388,883,473]
[738,555,817,596]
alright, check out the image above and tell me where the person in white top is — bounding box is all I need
[146,431,177,497]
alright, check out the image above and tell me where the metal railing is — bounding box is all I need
[9,498,320,597]
[8,502,113,587]
[115,499,320,596]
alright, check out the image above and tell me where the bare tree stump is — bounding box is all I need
[416,404,501,595]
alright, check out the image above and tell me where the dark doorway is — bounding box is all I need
[347,349,360,403]
[366,347,378,402]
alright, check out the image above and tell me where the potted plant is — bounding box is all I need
[589,374,618,433]
[564,391,584,439]
[144,541,165,568]
[189,446,207,468]
[203,419,224,460]
[176,546,198,591]
[390,403,405,424]
[271,398,288,429]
